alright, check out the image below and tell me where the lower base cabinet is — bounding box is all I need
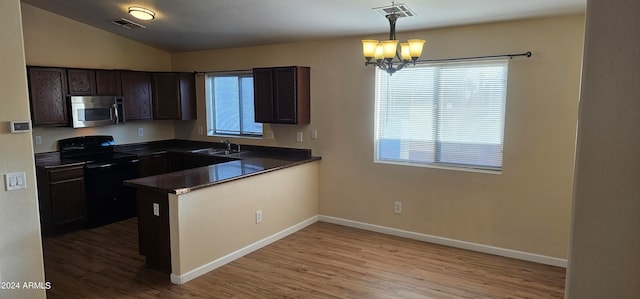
[137,188,171,273]
[135,152,237,272]
[167,152,236,172]
[36,165,87,236]
[138,153,168,177]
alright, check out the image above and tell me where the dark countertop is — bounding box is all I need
[34,152,84,169]
[124,156,320,195]
[35,139,320,194]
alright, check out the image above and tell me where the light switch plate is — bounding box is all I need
[5,172,27,191]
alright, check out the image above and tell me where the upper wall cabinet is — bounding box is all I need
[179,73,197,120]
[253,66,310,124]
[67,69,96,95]
[151,72,196,120]
[95,70,122,96]
[67,69,123,96]
[121,71,153,121]
[26,66,194,126]
[27,66,69,126]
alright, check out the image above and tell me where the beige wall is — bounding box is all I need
[21,3,170,70]
[170,161,319,281]
[0,1,45,298]
[21,3,176,153]
[11,4,585,288]
[566,0,640,297]
[173,15,585,259]
[31,121,176,152]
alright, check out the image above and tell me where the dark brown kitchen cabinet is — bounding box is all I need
[167,152,236,172]
[152,73,179,119]
[36,165,86,236]
[137,188,171,272]
[27,67,69,126]
[151,72,196,120]
[67,68,96,95]
[95,70,122,95]
[121,71,153,120]
[179,73,197,120]
[138,153,168,177]
[253,66,310,124]
[136,152,237,273]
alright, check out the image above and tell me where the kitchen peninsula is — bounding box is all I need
[122,140,320,284]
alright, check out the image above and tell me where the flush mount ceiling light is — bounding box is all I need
[362,1,425,75]
[128,6,155,21]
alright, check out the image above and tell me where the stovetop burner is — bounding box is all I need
[59,135,137,165]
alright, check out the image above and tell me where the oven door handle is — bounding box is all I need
[86,159,140,169]
[86,163,116,169]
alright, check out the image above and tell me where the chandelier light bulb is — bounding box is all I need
[362,40,379,59]
[400,43,411,62]
[408,39,426,58]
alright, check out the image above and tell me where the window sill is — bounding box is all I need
[207,133,263,140]
[374,159,502,175]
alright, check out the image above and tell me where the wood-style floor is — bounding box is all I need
[42,218,566,298]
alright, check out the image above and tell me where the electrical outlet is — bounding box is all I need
[296,131,303,142]
[35,136,42,145]
[256,210,262,224]
[138,127,144,137]
[198,126,204,135]
[265,131,274,140]
[153,203,160,216]
[394,201,403,214]
[311,129,318,140]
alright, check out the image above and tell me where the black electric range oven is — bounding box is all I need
[59,135,139,228]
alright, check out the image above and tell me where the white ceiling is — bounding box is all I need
[20,0,586,53]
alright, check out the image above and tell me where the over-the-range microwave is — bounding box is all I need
[69,96,125,128]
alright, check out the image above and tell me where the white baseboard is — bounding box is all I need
[170,215,319,284]
[170,214,566,284]
[318,215,567,268]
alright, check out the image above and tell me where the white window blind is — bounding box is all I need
[375,59,508,171]
[205,72,262,137]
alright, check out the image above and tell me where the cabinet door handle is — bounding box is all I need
[112,104,120,124]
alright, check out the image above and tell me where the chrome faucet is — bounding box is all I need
[220,139,231,151]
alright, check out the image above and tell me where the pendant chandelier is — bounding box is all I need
[362,2,425,75]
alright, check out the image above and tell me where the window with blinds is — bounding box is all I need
[205,71,262,137]
[374,59,508,171]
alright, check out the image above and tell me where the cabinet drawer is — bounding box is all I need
[49,166,84,182]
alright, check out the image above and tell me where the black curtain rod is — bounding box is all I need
[194,51,532,74]
[415,51,532,64]
[194,68,251,75]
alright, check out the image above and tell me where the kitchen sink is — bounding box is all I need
[191,148,227,155]
[190,148,247,156]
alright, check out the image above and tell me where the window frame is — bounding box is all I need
[205,70,263,138]
[373,58,509,174]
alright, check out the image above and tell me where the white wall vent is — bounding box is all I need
[112,18,146,29]
[373,2,416,18]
